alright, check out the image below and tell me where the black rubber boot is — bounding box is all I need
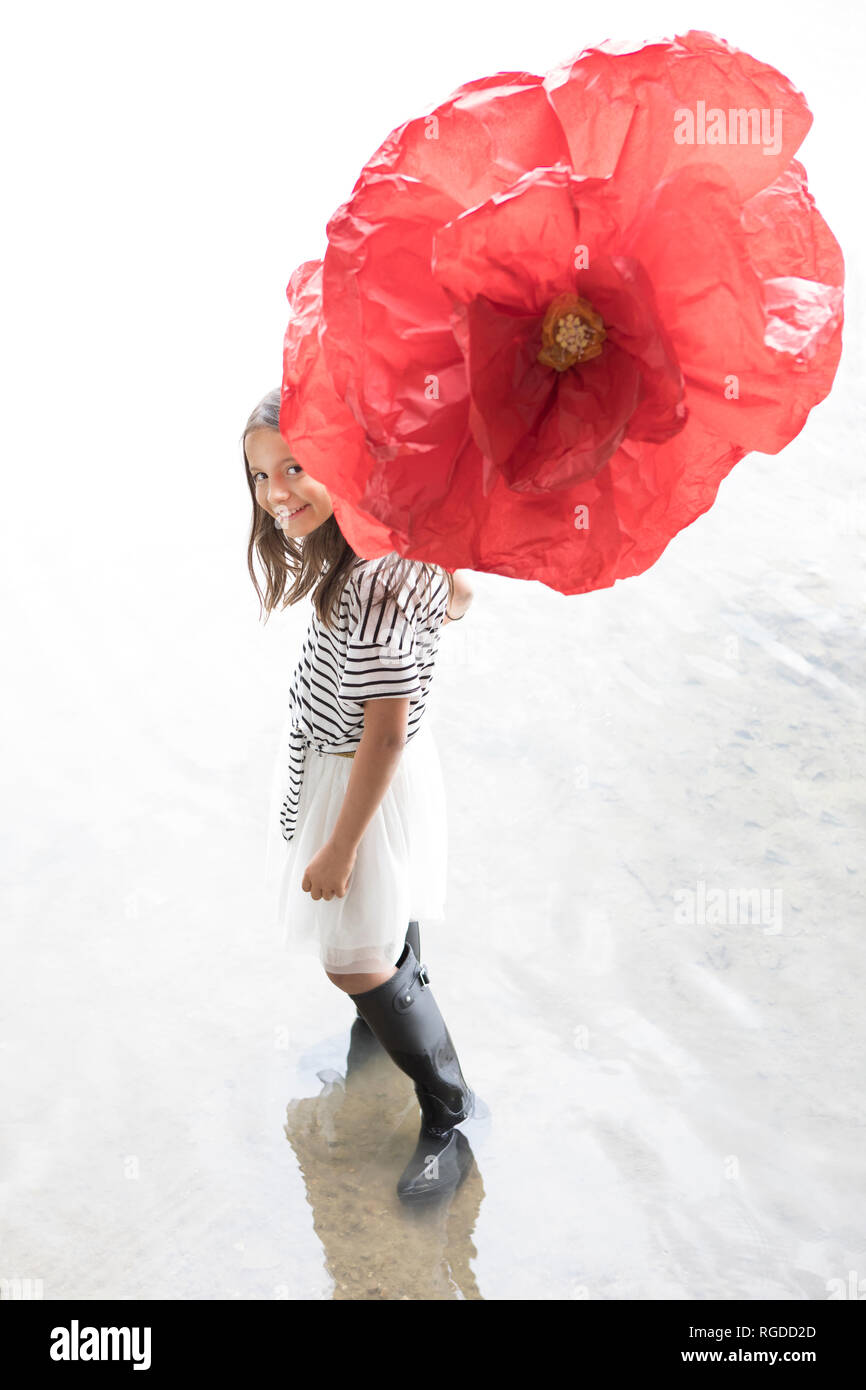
[349,941,475,1201]
[353,920,420,1025]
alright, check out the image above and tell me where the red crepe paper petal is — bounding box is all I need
[544,30,813,224]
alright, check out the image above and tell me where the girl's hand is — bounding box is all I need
[301,838,357,901]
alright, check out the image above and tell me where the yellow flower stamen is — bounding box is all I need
[538,292,606,372]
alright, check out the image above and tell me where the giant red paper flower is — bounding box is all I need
[280,30,844,595]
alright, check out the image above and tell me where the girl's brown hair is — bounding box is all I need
[241,388,455,628]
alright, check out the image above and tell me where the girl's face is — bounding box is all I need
[245,428,334,537]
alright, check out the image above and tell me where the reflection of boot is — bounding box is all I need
[354,920,420,1027]
[349,942,474,1202]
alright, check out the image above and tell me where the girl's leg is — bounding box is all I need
[332,921,421,1015]
[347,941,474,1201]
[326,966,396,993]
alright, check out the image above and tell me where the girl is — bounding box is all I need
[242,387,476,1202]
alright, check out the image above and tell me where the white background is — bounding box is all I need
[1,0,863,1300]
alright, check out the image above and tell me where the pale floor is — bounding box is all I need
[2,381,863,1300]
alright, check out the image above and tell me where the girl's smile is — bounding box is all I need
[275,502,310,525]
[245,427,333,537]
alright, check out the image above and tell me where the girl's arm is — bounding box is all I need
[301,697,409,900]
[443,569,474,624]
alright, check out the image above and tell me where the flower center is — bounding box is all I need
[538,292,606,372]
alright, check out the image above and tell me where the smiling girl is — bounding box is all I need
[242,387,476,1201]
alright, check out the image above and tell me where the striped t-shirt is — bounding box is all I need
[278,555,450,842]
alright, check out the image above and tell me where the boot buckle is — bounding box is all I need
[393,964,430,1013]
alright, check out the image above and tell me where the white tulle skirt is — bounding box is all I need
[263,715,448,974]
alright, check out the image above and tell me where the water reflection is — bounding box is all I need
[285,1018,485,1299]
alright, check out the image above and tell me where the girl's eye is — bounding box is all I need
[250,462,302,483]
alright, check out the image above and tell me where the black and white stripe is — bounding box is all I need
[279,556,450,842]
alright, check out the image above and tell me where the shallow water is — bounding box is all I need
[284,1021,485,1300]
[2,322,864,1301]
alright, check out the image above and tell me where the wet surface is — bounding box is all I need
[2,353,864,1299]
[284,1021,484,1300]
